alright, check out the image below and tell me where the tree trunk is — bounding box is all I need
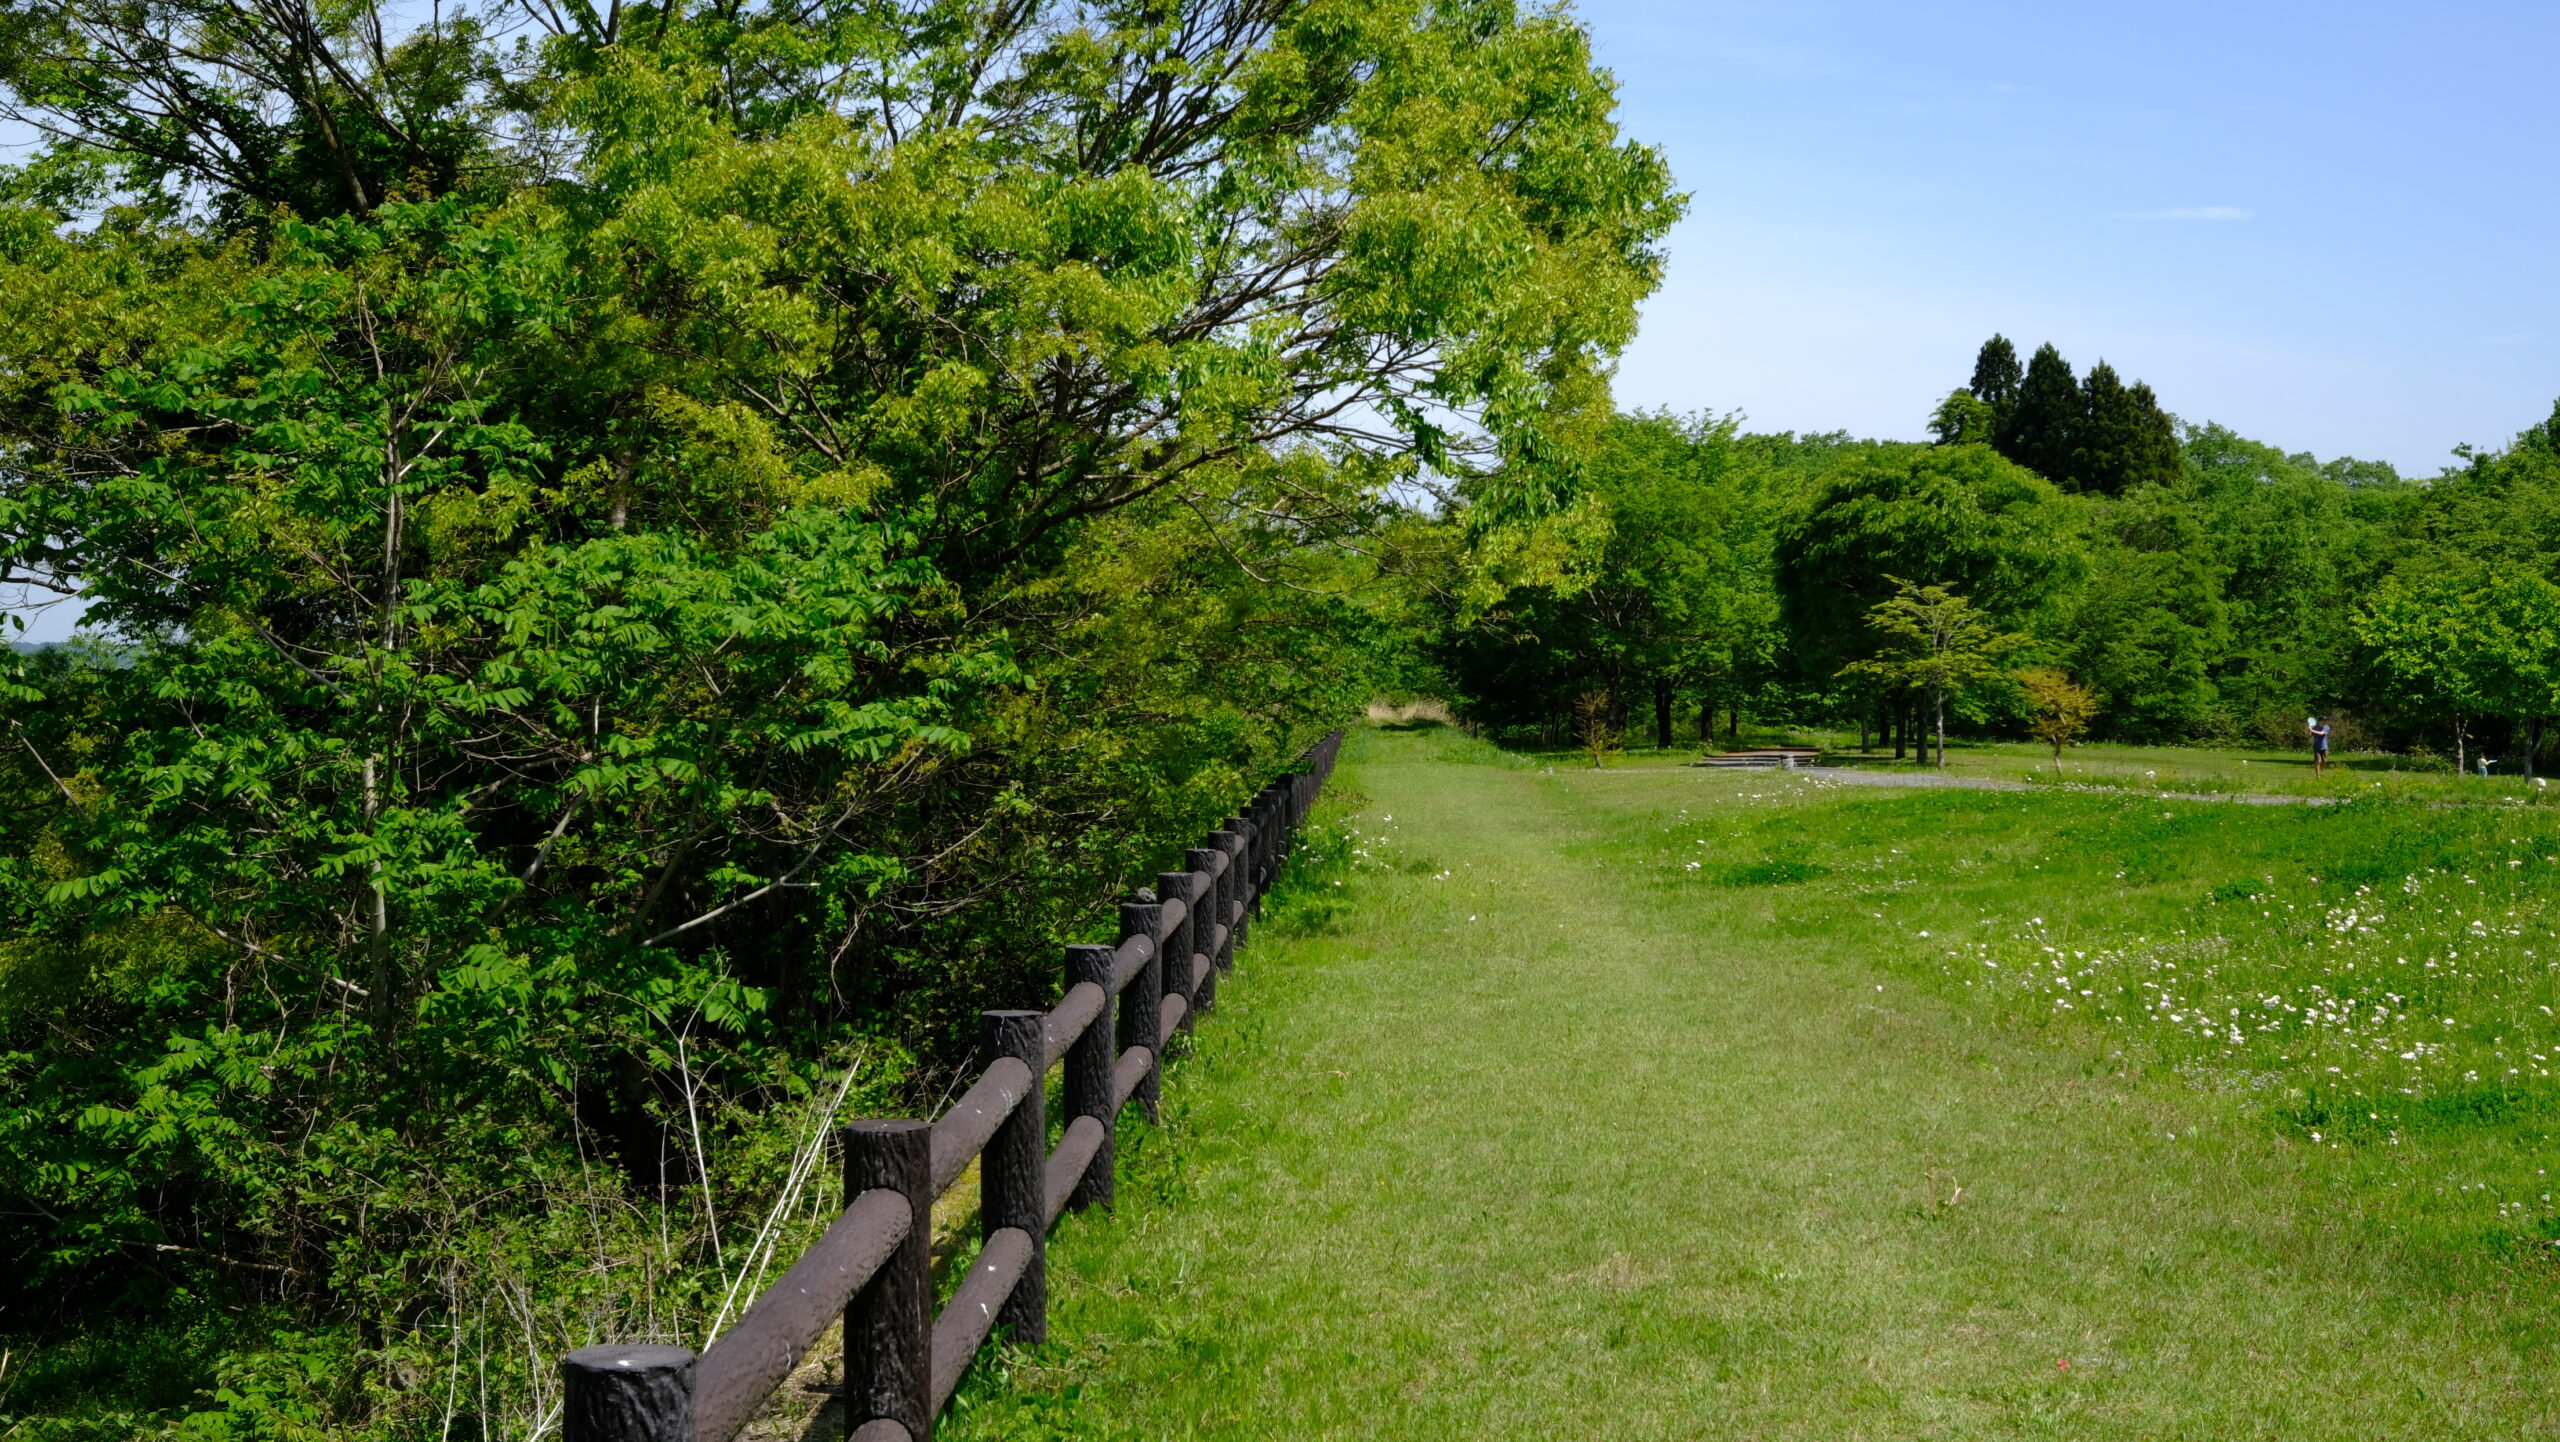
[1892,701,1906,760]
[1698,698,1714,746]
[1654,677,1673,751]
[1859,711,1871,753]
[1726,705,1741,746]
[1933,685,1947,770]
[2530,718,2544,781]
[2456,717,2467,778]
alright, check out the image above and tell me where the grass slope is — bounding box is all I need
[943,725,2560,1440]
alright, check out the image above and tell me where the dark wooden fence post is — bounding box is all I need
[1157,868,1201,1027]
[1063,944,1117,1210]
[1228,819,1249,942]
[1225,817,1255,948]
[562,1343,695,1442]
[1253,787,1280,910]
[1205,831,1239,968]
[1180,851,1221,1012]
[843,1120,932,1441]
[981,1010,1047,1345]
[1116,900,1165,1122]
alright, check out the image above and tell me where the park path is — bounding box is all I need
[944,729,2554,1440]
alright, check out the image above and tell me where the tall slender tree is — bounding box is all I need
[1842,582,2030,770]
[2125,381,2184,488]
[2070,363,2184,495]
[2074,361,2141,495]
[1998,343,2081,483]
[1970,334,2023,414]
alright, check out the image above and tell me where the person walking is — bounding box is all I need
[2307,716,2331,774]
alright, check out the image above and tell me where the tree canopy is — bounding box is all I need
[0,0,1682,1431]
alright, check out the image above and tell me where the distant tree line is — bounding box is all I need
[1428,343,2560,776]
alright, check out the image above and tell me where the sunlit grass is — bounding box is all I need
[1626,764,2560,1260]
[941,724,2560,1440]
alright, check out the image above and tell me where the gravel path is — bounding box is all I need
[1799,767,2337,806]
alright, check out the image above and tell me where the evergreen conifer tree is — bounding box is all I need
[2125,381,2183,488]
[2074,360,2141,495]
[1969,335,2023,413]
[1998,342,2081,484]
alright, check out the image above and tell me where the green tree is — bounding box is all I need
[1842,582,2029,769]
[1929,388,1999,446]
[2063,488,2229,737]
[2015,666,2100,764]
[1970,334,2023,414]
[0,0,1685,1427]
[2402,401,2560,576]
[2124,381,2184,489]
[2181,423,2388,736]
[1931,336,2020,447]
[1998,342,2080,483]
[1433,412,1783,749]
[0,0,515,221]
[2070,363,2181,495]
[1775,442,2080,688]
[2362,576,2496,772]
[2361,570,2560,778]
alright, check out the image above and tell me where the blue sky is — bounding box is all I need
[1583,0,2560,473]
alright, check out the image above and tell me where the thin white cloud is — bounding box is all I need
[2118,206,2254,222]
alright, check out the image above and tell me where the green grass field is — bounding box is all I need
[940,724,2560,1439]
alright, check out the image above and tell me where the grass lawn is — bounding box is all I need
[939,723,2560,1440]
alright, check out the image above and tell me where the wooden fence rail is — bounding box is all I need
[559,728,1347,1442]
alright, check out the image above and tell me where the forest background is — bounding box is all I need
[0,0,2554,1436]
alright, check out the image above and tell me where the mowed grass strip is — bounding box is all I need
[941,726,2560,1441]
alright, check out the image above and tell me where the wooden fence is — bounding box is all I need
[558,728,1347,1441]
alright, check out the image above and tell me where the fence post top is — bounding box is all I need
[843,1118,930,1138]
[981,1008,1044,1020]
[564,1343,695,1372]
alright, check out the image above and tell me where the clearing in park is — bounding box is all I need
[922,724,2560,1441]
